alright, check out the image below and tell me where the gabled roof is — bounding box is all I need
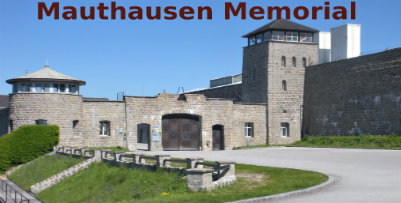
[6,66,86,85]
[243,19,318,38]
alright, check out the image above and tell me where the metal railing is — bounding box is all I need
[0,179,30,203]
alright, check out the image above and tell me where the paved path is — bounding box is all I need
[143,147,401,203]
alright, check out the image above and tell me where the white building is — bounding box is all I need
[331,24,361,61]
[317,32,331,64]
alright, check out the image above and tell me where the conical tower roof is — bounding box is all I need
[6,65,86,85]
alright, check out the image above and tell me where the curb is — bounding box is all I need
[227,175,338,203]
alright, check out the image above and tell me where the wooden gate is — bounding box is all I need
[162,114,201,151]
[212,125,224,150]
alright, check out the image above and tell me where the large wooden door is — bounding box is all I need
[162,114,200,151]
[212,125,224,150]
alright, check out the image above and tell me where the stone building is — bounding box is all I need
[1,19,400,151]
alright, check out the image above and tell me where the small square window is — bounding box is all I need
[245,122,254,137]
[281,123,290,137]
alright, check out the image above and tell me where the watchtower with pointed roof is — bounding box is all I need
[241,19,318,144]
[6,65,86,94]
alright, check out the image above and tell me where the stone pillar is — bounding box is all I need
[186,168,214,191]
[93,150,102,162]
[114,151,124,161]
[135,154,145,164]
[101,150,111,159]
[186,158,204,169]
[156,155,170,167]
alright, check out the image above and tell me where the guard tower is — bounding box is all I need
[6,65,86,144]
[241,19,318,144]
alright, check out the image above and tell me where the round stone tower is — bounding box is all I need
[6,65,86,146]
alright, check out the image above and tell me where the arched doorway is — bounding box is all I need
[212,125,224,150]
[137,123,150,150]
[162,114,201,151]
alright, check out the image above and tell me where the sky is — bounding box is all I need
[1,0,400,99]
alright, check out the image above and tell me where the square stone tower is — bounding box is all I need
[241,20,318,144]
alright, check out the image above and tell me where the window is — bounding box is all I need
[286,32,298,42]
[69,84,77,94]
[281,56,286,67]
[256,33,263,44]
[271,31,284,41]
[282,80,287,91]
[281,123,289,137]
[35,119,47,125]
[12,84,17,93]
[44,83,50,92]
[249,36,256,46]
[99,121,110,136]
[292,57,297,67]
[300,32,313,43]
[60,84,66,93]
[302,57,307,68]
[53,83,59,92]
[73,120,79,129]
[28,83,32,92]
[245,122,254,137]
[263,31,271,41]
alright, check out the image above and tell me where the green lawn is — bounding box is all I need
[291,135,401,149]
[8,154,85,190]
[36,162,327,203]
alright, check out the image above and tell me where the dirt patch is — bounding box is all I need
[236,172,270,190]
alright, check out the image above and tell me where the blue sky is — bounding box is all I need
[1,0,400,99]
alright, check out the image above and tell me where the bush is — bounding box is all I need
[0,125,59,172]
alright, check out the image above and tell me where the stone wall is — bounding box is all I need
[304,48,401,136]
[0,108,9,136]
[267,42,318,144]
[81,101,126,147]
[188,83,242,102]
[125,94,267,151]
[8,93,83,145]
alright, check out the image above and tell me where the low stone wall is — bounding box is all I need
[52,146,236,192]
[30,148,99,194]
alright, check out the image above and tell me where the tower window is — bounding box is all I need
[286,32,298,42]
[53,83,59,92]
[302,57,307,67]
[35,119,47,125]
[281,123,290,137]
[100,121,110,136]
[249,36,256,46]
[300,32,313,43]
[292,57,297,67]
[263,31,271,41]
[281,56,286,67]
[282,80,287,91]
[60,84,66,92]
[9,120,13,132]
[245,122,254,137]
[256,33,263,44]
[271,31,284,41]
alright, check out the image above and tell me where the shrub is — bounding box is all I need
[0,125,59,172]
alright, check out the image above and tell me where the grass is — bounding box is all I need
[233,144,271,150]
[89,146,130,152]
[36,162,327,203]
[8,154,85,190]
[290,135,401,149]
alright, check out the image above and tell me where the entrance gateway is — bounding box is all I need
[162,114,201,151]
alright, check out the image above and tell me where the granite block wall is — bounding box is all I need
[304,48,401,136]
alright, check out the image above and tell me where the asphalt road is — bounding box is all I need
[143,147,401,203]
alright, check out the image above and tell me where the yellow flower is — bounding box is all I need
[162,192,169,196]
